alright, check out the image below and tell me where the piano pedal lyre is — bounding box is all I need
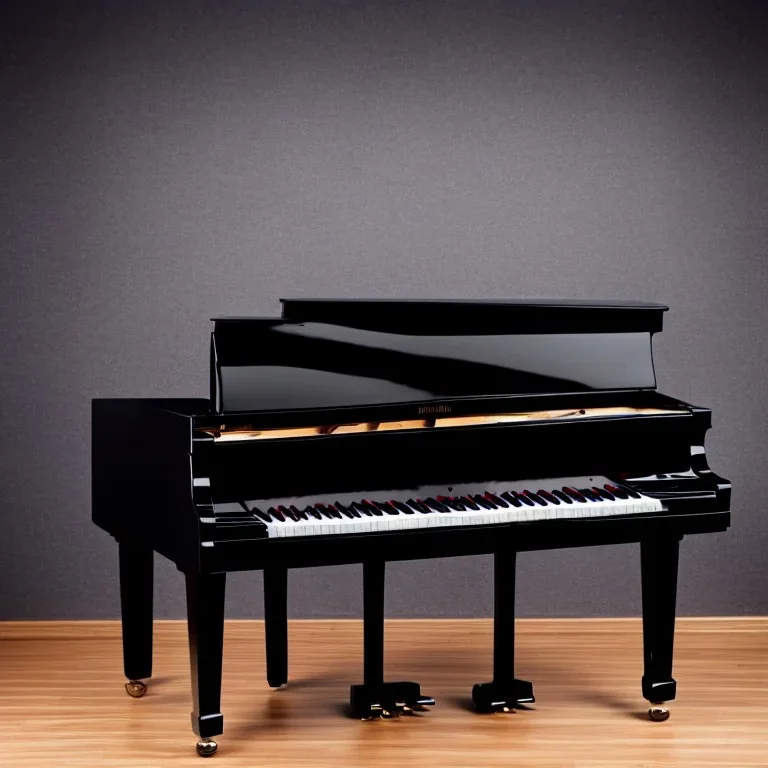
[471,679,534,714]
[351,682,435,720]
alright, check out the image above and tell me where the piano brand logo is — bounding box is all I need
[418,404,452,415]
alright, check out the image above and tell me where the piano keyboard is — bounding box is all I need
[227,476,664,539]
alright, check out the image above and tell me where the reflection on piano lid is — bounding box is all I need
[198,405,686,442]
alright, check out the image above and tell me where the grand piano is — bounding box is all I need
[92,299,731,757]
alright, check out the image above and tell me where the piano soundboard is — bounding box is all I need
[92,299,731,757]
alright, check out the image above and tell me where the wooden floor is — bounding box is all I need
[2,619,767,767]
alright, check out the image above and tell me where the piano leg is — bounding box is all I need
[472,550,534,713]
[185,571,226,757]
[349,560,435,719]
[119,539,153,699]
[264,566,288,688]
[641,536,680,722]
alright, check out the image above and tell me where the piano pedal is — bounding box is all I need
[125,680,147,698]
[195,738,218,757]
[471,679,534,714]
[350,682,435,720]
[648,703,670,722]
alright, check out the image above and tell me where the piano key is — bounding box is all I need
[290,505,308,520]
[459,496,480,510]
[352,502,373,516]
[408,499,431,513]
[425,498,451,513]
[391,500,414,515]
[336,504,357,519]
[578,488,603,502]
[253,508,273,523]
[605,484,629,499]
[471,494,495,510]
[335,501,360,518]
[593,486,615,501]
[563,487,587,503]
[268,506,286,522]
[362,501,383,516]
[279,505,298,522]
[438,496,465,511]
[523,490,547,506]
[552,489,573,504]
[538,490,560,505]
[305,505,323,520]
[485,492,508,508]
[500,491,523,507]
[513,491,535,506]
[374,501,399,516]
[618,483,642,499]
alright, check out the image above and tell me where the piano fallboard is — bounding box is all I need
[199,508,730,573]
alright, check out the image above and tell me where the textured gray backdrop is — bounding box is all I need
[2,1,767,620]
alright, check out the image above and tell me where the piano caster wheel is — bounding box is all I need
[196,738,218,757]
[125,680,147,698]
[648,704,670,722]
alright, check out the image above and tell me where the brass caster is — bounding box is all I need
[196,738,218,757]
[125,680,147,698]
[501,706,514,713]
[380,709,396,719]
[649,704,670,722]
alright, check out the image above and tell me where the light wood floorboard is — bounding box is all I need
[1,619,767,767]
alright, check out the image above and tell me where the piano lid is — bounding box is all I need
[211,299,665,414]
[278,298,668,335]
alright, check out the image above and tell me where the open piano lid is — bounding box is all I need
[210,299,668,414]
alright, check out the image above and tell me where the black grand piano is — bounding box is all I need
[92,299,731,757]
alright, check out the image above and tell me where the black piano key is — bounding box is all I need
[390,500,414,515]
[335,503,357,519]
[605,484,629,499]
[513,491,535,506]
[618,483,642,499]
[471,494,495,510]
[538,490,560,505]
[552,490,573,504]
[305,505,323,520]
[522,490,547,506]
[352,502,373,516]
[485,492,508,508]
[562,487,587,503]
[459,496,480,510]
[438,496,465,511]
[315,504,339,519]
[268,506,286,522]
[425,497,451,513]
[291,505,308,520]
[361,500,383,516]
[408,498,431,513]
[500,492,523,507]
[578,488,602,502]
[279,505,298,522]
[593,486,615,501]
[374,501,399,516]
[335,501,360,518]
[253,508,273,523]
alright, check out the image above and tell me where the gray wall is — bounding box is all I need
[2,1,767,620]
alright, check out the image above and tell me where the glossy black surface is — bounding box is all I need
[211,318,658,413]
[277,298,668,334]
[91,299,731,746]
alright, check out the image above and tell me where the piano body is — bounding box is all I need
[92,299,731,757]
